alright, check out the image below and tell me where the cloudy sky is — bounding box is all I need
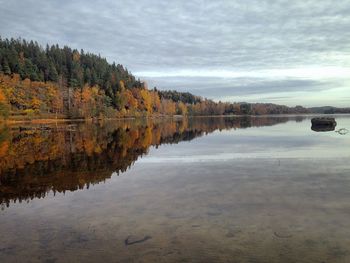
[1,0,350,106]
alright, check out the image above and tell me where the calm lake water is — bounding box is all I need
[0,115,350,263]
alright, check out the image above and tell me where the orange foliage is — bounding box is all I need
[0,89,6,103]
[0,73,64,116]
[125,89,138,109]
[0,141,9,157]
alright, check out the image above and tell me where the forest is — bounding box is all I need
[0,37,311,120]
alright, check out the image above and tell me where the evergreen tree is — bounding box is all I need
[48,61,58,82]
[2,59,11,75]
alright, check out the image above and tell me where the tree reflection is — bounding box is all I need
[0,116,296,207]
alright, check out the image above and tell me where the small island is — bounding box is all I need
[311,117,337,132]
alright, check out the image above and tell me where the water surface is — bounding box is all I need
[0,115,350,262]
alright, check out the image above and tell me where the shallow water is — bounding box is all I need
[0,115,350,262]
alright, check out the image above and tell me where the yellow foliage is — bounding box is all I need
[72,51,80,62]
[177,102,187,115]
[31,98,41,110]
[119,80,125,91]
[140,89,152,113]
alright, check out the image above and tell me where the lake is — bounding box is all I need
[0,115,350,263]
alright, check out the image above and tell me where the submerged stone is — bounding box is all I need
[336,128,349,135]
[124,235,152,246]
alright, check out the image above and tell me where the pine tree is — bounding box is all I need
[2,59,11,75]
[48,61,58,82]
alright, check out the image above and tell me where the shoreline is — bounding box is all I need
[1,115,181,125]
[0,113,349,124]
[2,113,350,125]
[0,113,350,125]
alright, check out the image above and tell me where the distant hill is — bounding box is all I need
[309,106,350,114]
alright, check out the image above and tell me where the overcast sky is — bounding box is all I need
[1,0,350,106]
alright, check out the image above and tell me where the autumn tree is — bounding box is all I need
[140,89,152,114]
[160,99,176,115]
[177,102,188,115]
[0,88,9,118]
[151,91,161,113]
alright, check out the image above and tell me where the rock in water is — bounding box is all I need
[311,117,337,132]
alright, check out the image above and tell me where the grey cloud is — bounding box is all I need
[1,0,350,70]
[0,0,349,106]
[144,77,330,97]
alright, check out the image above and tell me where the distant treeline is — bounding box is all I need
[309,106,350,114]
[0,37,324,120]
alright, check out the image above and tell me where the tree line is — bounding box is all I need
[0,37,311,120]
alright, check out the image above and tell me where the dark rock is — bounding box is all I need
[311,117,336,126]
[312,126,336,132]
[311,117,337,132]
